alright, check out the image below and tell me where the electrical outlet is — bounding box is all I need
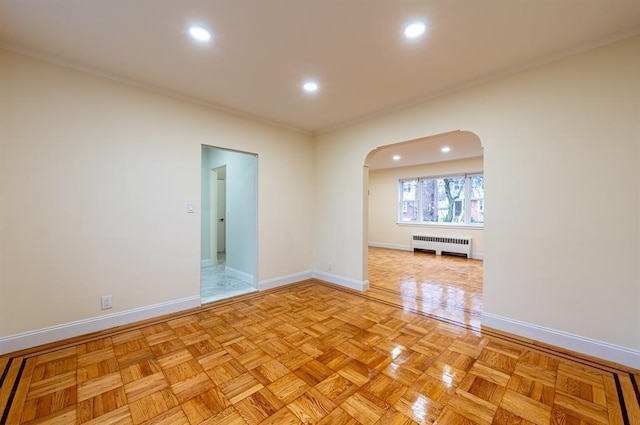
[101,295,113,310]
[328,261,333,271]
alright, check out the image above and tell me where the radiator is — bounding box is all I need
[412,234,472,258]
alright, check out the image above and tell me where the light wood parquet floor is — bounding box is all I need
[1,248,639,424]
[367,247,483,328]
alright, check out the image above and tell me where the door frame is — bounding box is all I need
[215,169,226,253]
[209,169,218,266]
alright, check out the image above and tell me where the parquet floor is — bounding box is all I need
[1,250,639,424]
[367,248,483,327]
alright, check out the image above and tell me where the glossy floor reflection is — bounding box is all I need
[201,252,257,303]
[2,282,637,424]
[367,247,483,328]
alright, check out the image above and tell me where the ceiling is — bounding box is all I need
[1,1,639,136]
[368,131,483,170]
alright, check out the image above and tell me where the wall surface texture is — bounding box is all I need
[1,35,639,366]
[0,49,314,341]
[368,157,484,258]
[315,36,640,361]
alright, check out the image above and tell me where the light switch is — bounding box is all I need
[187,202,195,213]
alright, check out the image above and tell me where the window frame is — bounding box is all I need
[397,172,484,228]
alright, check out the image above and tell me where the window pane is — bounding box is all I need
[438,177,465,222]
[421,179,438,222]
[470,175,484,223]
[400,180,417,201]
[399,180,418,222]
[400,201,418,221]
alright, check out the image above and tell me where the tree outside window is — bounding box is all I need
[398,174,483,225]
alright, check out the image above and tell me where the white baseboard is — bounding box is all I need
[225,266,254,285]
[368,242,413,251]
[313,270,370,292]
[0,269,368,355]
[259,271,315,291]
[482,312,640,370]
[368,242,483,260]
[259,270,369,292]
[0,296,201,356]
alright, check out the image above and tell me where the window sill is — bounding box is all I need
[396,222,484,230]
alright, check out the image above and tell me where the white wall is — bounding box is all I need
[369,157,484,258]
[315,36,640,364]
[2,36,639,366]
[0,49,314,344]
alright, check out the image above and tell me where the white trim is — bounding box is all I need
[482,312,640,370]
[224,266,254,285]
[368,241,483,260]
[259,271,315,291]
[368,242,412,251]
[201,288,257,304]
[259,270,369,292]
[0,296,201,355]
[313,271,370,292]
[397,222,484,230]
[201,259,212,267]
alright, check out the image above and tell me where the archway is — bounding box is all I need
[363,130,484,325]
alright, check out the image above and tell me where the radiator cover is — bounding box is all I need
[412,234,472,258]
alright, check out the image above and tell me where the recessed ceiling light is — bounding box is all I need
[392,155,401,160]
[404,21,426,39]
[302,81,319,93]
[441,146,451,153]
[188,25,212,42]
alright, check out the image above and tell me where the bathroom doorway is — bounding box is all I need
[201,146,258,303]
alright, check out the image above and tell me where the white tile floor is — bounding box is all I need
[200,253,257,304]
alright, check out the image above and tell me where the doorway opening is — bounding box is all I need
[363,130,484,327]
[201,145,258,303]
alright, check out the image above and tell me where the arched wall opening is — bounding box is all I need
[363,130,484,315]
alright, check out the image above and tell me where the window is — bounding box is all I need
[399,180,418,222]
[399,174,484,225]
